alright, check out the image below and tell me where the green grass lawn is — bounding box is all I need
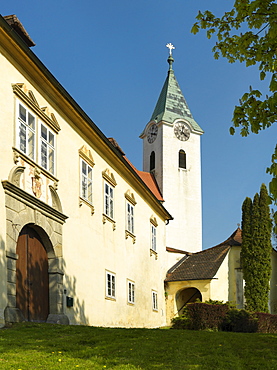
[0,323,276,369]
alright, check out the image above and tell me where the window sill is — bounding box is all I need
[79,197,94,215]
[105,296,116,301]
[125,230,136,244]
[150,249,158,260]
[127,301,135,306]
[13,147,58,182]
[103,214,116,230]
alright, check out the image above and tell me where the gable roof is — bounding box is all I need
[165,228,242,282]
[150,55,203,133]
[0,15,172,222]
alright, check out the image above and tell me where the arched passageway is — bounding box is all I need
[176,287,202,316]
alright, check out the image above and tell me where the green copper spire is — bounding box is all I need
[150,45,203,133]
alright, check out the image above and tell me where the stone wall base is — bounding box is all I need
[47,314,69,325]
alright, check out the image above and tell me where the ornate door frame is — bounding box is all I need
[2,166,69,325]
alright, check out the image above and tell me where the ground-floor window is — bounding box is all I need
[152,290,158,311]
[106,271,116,299]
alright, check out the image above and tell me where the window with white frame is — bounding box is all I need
[128,280,135,304]
[80,159,93,204]
[106,271,116,299]
[17,102,36,160]
[16,100,56,175]
[151,224,157,252]
[40,123,55,174]
[104,182,114,219]
[152,290,158,311]
[126,202,134,234]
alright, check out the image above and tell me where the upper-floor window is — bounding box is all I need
[125,190,136,242]
[104,182,114,219]
[150,151,155,172]
[151,224,157,252]
[40,123,55,174]
[16,101,56,175]
[126,202,134,234]
[179,150,186,169]
[102,169,117,228]
[18,103,36,160]
[80,159,93,204]
[150,216,158,258]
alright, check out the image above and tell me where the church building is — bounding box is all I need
[0,15,276,328]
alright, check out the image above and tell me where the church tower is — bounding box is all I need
[140,44,204,252]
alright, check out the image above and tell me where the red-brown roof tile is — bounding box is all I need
[165,228,242,282]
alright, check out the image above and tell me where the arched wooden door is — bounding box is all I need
[16,226,49,322]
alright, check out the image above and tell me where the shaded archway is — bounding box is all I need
[176,287,202,316]
[16,225,49,322]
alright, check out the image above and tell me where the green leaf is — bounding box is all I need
[191,23,200,35]
[229,126,235,135]
[260,71,266,80]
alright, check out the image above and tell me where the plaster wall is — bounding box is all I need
[0,38,169,328]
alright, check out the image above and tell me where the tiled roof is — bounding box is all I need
[122,155,164,202]
[136,170,164,201]
[3,15,35,47]
[165,228,242,282]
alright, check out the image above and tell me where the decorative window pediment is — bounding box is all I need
[102,168,117,187]
[150,215,158,227]
[124,189,137,205]
[12,83,60,133]
[79,145,95,167]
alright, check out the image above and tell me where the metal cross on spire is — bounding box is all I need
[166,43,175,56]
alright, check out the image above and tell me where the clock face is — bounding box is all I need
[174,122,190,141]
[147,124,158,143]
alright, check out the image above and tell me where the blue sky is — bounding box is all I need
[2,1,276,249]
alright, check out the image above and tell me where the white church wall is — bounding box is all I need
[161,123,202,252]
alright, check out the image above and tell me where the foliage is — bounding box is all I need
[172,303,277,334]
[221,309,258,333]
[241,184,272,312]
[255,312,277,333]
[222,309,277,333]
[191,0,277,231]
[0,323,277,369]
[172,302,229,331]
